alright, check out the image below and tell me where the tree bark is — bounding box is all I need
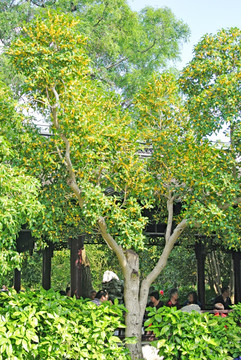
[124,250,144,359]
[69,236,93,298]
[98,205,188,360]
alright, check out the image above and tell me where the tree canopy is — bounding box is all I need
[0,0,190,101]
[179,27,241,247]
[1,7,241,360]
[179,27,241,149]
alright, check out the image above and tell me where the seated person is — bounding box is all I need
[66,286,71,297]
[214,286,232,310]
[148,291,163,310]
[91,289,108,306]
[0,285,8,292]
[90,290,97,300]
[166,288,180,309]
[183,291,201,307]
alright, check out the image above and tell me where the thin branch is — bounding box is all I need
[29,0,46,8]
[94,16,104,27]
[51,86,84,208]
[137,39,157,54]
[143,218,188,289]
[220,197,241,210]
[98,216,127,274]
[165,193,174,243]
[93,1,109,27]
[105,39,157,70]
[106,57,128,70]
[55,144,67,166]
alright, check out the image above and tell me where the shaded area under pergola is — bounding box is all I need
[14,226,241,308]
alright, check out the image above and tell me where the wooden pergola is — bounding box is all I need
[14,227,241,307]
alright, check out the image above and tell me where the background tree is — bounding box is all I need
[179,27,241,246]
[0,0,190,102]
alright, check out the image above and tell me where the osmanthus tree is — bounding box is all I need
[135,71,240,245]
[0,82,43,273]
[6,12,240,360]
[7,12,153,359]
[179,27,241,245]
[179,27,241,152]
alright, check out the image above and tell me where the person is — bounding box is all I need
[166,288,180,309]
[183,291,201,307]
[91,290,108,306]
[214,286,232,310]
[59,290,66,296]
[181,291,201,313]
[66,286,71,297]
[90,290,97,300]
[0,285,8,292]
[148,291,163,310]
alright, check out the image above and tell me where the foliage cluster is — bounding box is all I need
[145,306,241,360]
[0,82,44,270]
[0,0,190,100]
[180,27,241,248]
[0,289,130,360]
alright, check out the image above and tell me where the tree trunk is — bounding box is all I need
[79,261,93,298]
[97,216,188,360]
[211,251,222,294]
[69,236,93,298]
[124,250,145,360]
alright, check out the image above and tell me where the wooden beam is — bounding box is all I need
[14,268,21,293]
[42,244,53,290]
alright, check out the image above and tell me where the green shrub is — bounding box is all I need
[230,302,241,326]
[145,306,241,360]
[0,288,130,359]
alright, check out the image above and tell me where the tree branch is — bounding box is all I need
[220,197,241,210]
[165,193,174,243]
[142,218,188,290]
[29,0,46,8]
[51,86,84,208]
[105,39,157,71]
[137,39,157,54]
[106,57,128,70]
[98,216,127,273]
[93,1,109,27]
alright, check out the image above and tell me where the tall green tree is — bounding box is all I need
[7,13,240,359]
[179,27,241,246]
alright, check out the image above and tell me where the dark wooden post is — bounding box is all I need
[232,251,241,304]
[14,268,21,293]
[14,229,34,292]
[195,241,206,309]
[42,244,54,290]
[70,236,85,298]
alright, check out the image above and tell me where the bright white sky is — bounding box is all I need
[128,0,241,69]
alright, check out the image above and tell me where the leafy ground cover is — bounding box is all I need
[145,305,241,360]
[0,289,130,360]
